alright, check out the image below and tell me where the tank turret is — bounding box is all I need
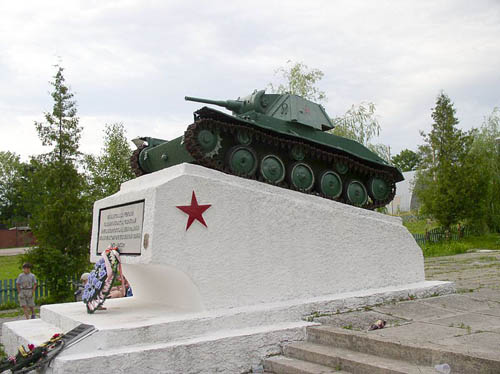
[131,89,403,210]
[186,90,334,131]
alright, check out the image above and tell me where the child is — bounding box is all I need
[16,263,37,319]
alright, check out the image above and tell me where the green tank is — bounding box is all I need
[130,90,404,209]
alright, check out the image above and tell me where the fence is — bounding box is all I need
[413,224,473,246]
[0,275,80,306]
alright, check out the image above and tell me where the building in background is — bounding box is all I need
[0,226,35,249]
[386,170,422,214]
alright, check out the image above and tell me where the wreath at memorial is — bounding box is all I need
[83,246,123,314]
[0,334,63,373]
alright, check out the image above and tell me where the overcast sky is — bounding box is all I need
[1,0,499,161]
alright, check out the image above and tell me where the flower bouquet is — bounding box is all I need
[83,246,123,314]
[0,334,62,373]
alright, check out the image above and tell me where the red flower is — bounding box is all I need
[8,356,16,363]
[28,344,35,351]
[52,333,61,339]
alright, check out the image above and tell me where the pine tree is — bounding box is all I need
[35,66,81,163]
[415,92,473,228]
[23,66,90,301]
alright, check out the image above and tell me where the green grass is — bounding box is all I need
[0,255,23,280]
[397,213,500,257]
[0,309,23,318]
[0,301,18,311]
[402,218,439,235]
[0,306,40,318]
[421,234,500,257]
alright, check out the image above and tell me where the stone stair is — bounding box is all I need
[264,324,500,373]
[265,355,350,373]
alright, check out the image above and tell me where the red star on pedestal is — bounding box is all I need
[176,191,212,231]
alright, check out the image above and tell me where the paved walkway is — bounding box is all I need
[0,247,30,256]
[314,250,500,365]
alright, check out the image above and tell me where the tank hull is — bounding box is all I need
[132,107,403,210]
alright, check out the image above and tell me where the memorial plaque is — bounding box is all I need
[97,200,145,255]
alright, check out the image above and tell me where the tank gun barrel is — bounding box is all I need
[185,96,242,113]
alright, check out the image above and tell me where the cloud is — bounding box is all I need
[1,0,499,160]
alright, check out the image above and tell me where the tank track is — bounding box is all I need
[181,110,396,210]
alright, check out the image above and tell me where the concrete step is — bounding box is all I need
[1,318,63,355]
[307,326,430,364]
[306,325,500,373]
[285,342,436,374]
[264,355,351,374]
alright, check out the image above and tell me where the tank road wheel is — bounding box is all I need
[197,129,221,158]
[345,180,368,206]
[369,177,390,201]
[260,155,285,184]
[318,170,343,199]
[290,162,315,191]
[227,146,257,176]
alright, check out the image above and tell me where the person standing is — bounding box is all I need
[16,263,37,319]
[74,273,90,302]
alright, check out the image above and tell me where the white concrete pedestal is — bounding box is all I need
[2,164,454,373]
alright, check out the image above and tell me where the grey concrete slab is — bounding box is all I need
[294,251,500,373]
[314,310,410,331]
[427,312,500,333]
[419,294,492,312]
[467,290,500,303]
[466,289,500,303]
[368,322,469,343]
[433,332,500,361]
[372,299,459,322]
[476,304,500,318]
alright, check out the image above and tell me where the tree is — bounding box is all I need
[268,60,326,102]
[268,61,391,161]
[331,103,392,162]
[461,108,500,231]
[0,151,28,225]
[391,149,422,172]
[85,122,135,201]
[35,67,81,163]
[22,65,90,301]
[415,92,473,229]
